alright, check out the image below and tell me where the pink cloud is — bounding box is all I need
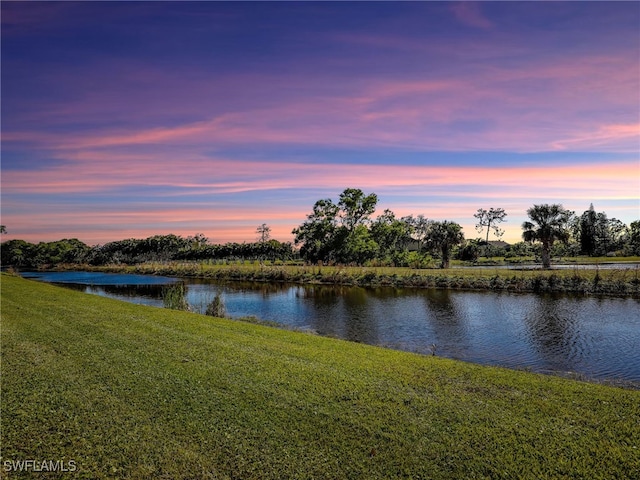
[552,123,640,150]
[4,46,636,155]
[4,150,637,201]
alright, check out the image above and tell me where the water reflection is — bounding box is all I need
[525,295,580,373]
[205,281,639,383]
[421,290,470,357]
[63,283,166,308]
[21,272,640,383]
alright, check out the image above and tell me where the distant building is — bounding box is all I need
[487,240,510,249]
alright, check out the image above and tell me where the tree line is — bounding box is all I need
[291,189,639,268]
[0,234,296,269]
[2,189,639,269]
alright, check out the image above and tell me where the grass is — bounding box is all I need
[64,260,640,296]
[2,274,639,479]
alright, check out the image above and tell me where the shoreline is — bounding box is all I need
[32,261,640,297]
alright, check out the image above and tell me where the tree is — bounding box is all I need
[1,239,31,267]
[292,198,340,263]
[474,207,507,244]
[578,205,629,256]
[521,204,572,269]
[403,214,431,252]
[594,214,627,255]
[292,189,379,265]
[336,224,378,265]
[371,209,411,261]
[256,223,271,243]
[337,188,378,232]
[579,204,598,255]
[456,240,480,262]
[0,225,6,234]
[427,221,465,268]
[627,220,640,256]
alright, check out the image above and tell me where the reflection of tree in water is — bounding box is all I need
[300,285,349,302]
[299,285,380,345]
[343,287,379,345]
[421,289,470,356]
[524,294,579,372]
[58,283,166,300]
[66,283,167,308]
[190,279,289,298]
[425,289,457,318]
[91,284,166,299]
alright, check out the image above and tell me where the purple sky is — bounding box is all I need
[2,1,639,245]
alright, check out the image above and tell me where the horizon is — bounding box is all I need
[2,2,639,246]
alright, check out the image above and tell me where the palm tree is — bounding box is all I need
[428,221,465,268]
[522,204,572,269]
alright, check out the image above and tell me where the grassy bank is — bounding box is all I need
[2,274,639,479]
[63,261,640,296]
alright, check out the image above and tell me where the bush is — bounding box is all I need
[457,242,479,262]
[162,283,190,311]
[205,293,228,318]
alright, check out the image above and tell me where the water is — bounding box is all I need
[20,270,178,286]
[19,271,640,385]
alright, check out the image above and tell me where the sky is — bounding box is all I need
[1,1,639,246]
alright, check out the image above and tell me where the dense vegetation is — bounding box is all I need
[2,190,639,269]
[0,235,296,269]
[3,275,638,479]
[291,190,639,267]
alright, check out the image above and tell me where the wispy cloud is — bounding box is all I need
[4,50,636,154]
[4,148,636,199]
[451,2,494,29]
[552,123,640,151]
[2,1,638,245]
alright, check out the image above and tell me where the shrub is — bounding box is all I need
[162,283,190,311]
[457,242,480,262]
[205,293,228,318]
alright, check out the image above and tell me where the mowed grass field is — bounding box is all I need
[1,274,639,479]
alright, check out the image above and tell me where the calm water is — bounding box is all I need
[20,271,640,384]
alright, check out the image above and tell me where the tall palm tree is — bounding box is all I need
[522,204,572,269]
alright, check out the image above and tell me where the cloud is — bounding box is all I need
[2,2,637,245]
[5,48,635,155]
[3,10,637,156]
[3,154,637,244]
[451,2,494,29]
[0,2,73,35]
[552,123,640,150]
[4,147,637,200]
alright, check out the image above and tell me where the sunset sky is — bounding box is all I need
[2,1,639,245]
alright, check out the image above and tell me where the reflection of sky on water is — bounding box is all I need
[21,270,177,286]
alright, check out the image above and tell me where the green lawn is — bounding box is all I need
[1,274,639,479]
